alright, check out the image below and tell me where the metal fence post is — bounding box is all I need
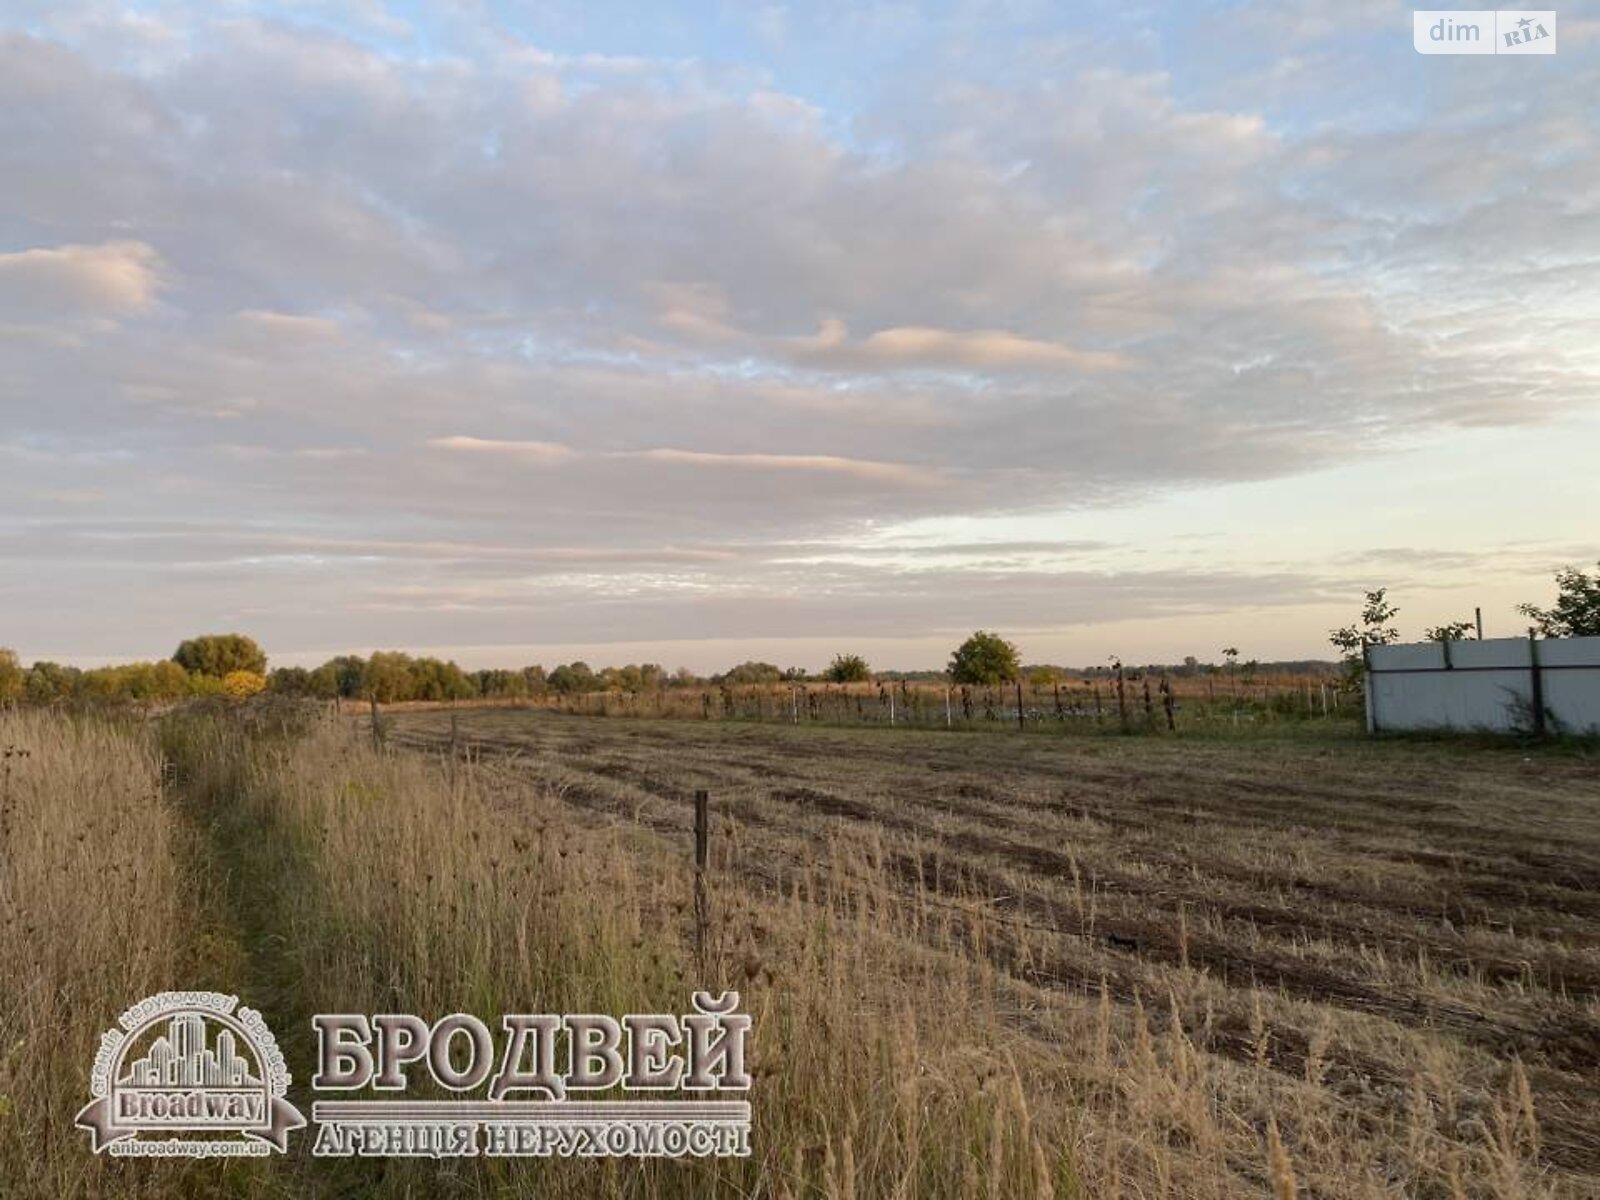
[1362,639,1377,735]
[1529,629,1547,737]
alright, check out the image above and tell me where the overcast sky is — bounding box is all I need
[2,1,1597,672]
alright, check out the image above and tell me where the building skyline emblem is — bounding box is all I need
[77,992,304,1157]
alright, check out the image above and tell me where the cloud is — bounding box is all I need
[228,310,342,341]
[430,436,941,487]
[789,319,1129,372]
[427,436,578,463]
[627,448,940,487]
[0,240,164,317]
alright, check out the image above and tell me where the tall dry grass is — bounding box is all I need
[164,711,1075,1198]
[5,705,1573,1198]
[0,710,192,1198]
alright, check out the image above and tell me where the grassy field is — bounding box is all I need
[3,704,1598,1198]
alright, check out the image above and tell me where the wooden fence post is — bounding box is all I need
[448,711,460,783]
[1016,679,1025,731]
[370,697,383,752]
[693,789,710,972]
[1115,663,1128,732]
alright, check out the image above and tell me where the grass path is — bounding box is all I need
[159,718,373,1199]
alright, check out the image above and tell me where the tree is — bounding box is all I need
[473,668,528,699]
[1329,589,1401,666]
[0,648,23,703]
[1330,588,1402,687]
[24,661,79,704]
[720,661,783,685]
[173,633,267,679]
[318,655,368,698]
[1425,620,1475,642]
[363,651,415,703]
[409,657,474,701]
[222,670,267,700]
[826,654,871,683]
[306,662,342,699]
[548,661,598,695]
[1519,562,1600,638]
[948,631,1020,685]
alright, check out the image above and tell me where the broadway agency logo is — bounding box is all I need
[76,992,305,1157]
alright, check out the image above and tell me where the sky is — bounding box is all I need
[1,1,1597,673]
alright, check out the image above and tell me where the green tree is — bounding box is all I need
[473,668,528,699]
[549,661,598,695]
[720,661,783,685]
[322,655,368,698]
[172,633,267,678]
[269,666,313,695]
[948,631,1021,685]
[24,661,79,704]
[1519,562,1600,638]
[363,651,415,703]
[1329,589,1401,668]
[306,662,342,699]
[826,654,871,683]
[1425,620,1475,642]
[409,657,474,701]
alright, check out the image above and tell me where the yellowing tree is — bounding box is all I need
[0,648,23,703]
[222,670,267,700]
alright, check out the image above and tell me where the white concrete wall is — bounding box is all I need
[1367,636,1600,734]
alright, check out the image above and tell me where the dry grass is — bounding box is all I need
[4,703,1597,1198]
[162,711,1072,1198]
[0,710,194,1198]
[380,708,1600,1198]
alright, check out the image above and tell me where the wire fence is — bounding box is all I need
[511,673,1352,734]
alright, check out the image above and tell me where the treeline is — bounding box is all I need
[268,656,706,701]
[0,655,269,704]
[0,638,719,706]
[0,632,1341,709]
